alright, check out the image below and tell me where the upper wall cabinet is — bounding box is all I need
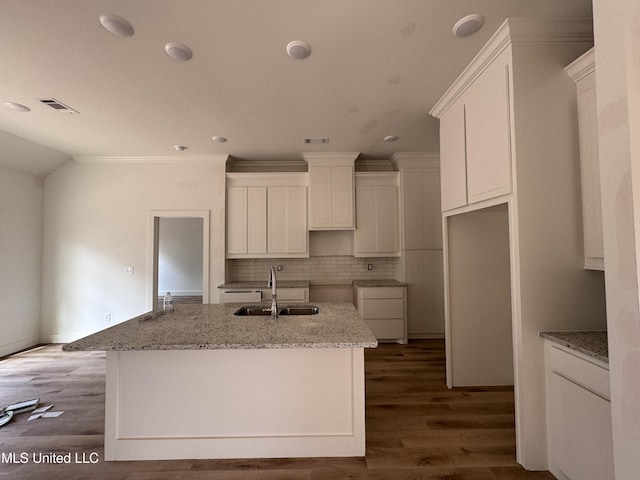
[435,48,513,211]
[304,153,357,230]
[226,173,308,259]
[566,48,604,271]
[354,173,400,257]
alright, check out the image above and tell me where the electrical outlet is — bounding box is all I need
[125,266,134,275]
[105,313,111,322]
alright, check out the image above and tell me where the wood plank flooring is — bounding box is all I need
[0,340,555,479]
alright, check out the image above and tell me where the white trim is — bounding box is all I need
[303,152,359,166]
[429,18,593,118]
[73,155,229,165]
[226,172,308,187]
[0,336,41,357]
[565,47,595,82]
[146,210,210,311]
[391,152,440,170]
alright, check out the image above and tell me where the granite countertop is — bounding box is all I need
[63,302,377,352]
[218,280,310,289]
[352,279,408,287]
[539,331,608,363]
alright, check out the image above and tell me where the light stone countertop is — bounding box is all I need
[352,279,408,287]
[62,302,377,352]
[218,280,310,289]
[539,330,608,363]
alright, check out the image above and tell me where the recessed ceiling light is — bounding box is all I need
[174,145,188,151]
[99,14,134,37]
[4,102,30,112]
[452,14,484,37]
[384,135,399,142]
[212,136,227,143]
[165,42,193,61]
[286,41,311,60]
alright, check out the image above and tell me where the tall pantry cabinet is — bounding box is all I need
[429,18,607,471]
[393,153,444,339]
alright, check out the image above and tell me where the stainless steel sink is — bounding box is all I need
[278,306,320,316]
[234,305,319,316]
[234,306,273,316]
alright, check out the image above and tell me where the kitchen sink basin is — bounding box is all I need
[234,305,319,316]
[278,306,320,316]
[234,306,273,316]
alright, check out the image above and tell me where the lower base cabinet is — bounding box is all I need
[354,286,407,344]
[544,341,614,480]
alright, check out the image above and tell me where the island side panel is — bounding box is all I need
[105,347,366,460]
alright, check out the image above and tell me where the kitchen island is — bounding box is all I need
[63,302,377,461]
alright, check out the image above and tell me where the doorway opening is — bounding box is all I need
[147,211,210,311]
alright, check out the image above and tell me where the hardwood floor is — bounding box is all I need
[0,340,555,479]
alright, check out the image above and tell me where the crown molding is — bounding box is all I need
[429,17,594,119]
[302,152,359,166]
[565,46,595,82]
[73,154,229,165]
[391,152,440,169]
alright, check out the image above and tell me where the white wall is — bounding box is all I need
[41,160,226,343]
[158,217,203,296]
[0,166,43,356]
[592,1,640,477]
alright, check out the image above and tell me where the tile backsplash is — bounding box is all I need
[228,256,400,285]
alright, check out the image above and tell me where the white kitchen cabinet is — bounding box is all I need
[227,187,267,256]
[268,186,307,255]
[354,285,407,344]
[304,153,357,230]
[394,159,442,250]
[391,154,445,339]
[226,174,308,258]
[436,48,512,211]
[354,173,400,257]
[402,250,444,337]
[545,341,614,480]
[439,102,468,211]
[430,18,606,470]
[566,48,604,270]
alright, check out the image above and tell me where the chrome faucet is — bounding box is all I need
[268,265,278,318]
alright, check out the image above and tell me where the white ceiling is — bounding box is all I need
[0,0,593,176]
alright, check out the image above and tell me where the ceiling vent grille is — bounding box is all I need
[38,98,79,114]
[304,137,329,144]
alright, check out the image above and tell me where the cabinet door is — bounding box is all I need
[355,184,399,255]
[375,185,399,253]
[286,186,308,254]
[439,102,468,211]
[268,187,288,254]
[226,187,248,255]
[402,168,443,250]
[331,166,355,228]
[308,166,332,229]
[404,250,445,337]
[355,186,377,253]
[268,186,308,255]
[548,372,614,480]
[577,73,604,269]
[247,187,267,254]
[465,57,512,204]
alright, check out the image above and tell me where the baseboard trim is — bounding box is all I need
[0,336,42,358]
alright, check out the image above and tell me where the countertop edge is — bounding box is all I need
[539,331,609,364]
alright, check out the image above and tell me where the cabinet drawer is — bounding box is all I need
[548,344,610,399]
[365,319,404,339]
[360,287,404,299]
[361,298,404,319]
[262,288,308,303]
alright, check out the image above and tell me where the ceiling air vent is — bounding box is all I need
[304,137,329,145]
[38,98,78,114]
